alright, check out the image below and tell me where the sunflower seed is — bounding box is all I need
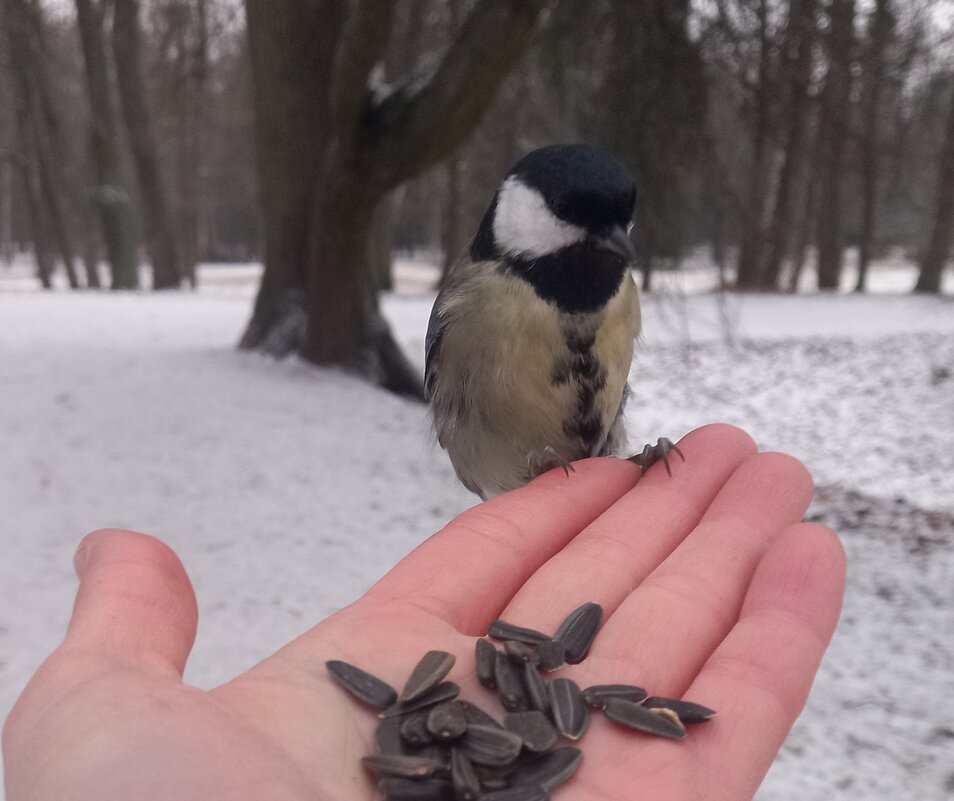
[427,701,468,741]
[459,724,523,766]
[504,641,539,665]
[401,651,456,702]
[361,754,442,779]
[495,651,528,712]
[552,602,603,664]
[487,619,551,645]
[582,683,648,709]
[411,744,453,772]
[603,697,686,738]
[642,696,717,723]
[475,638,498,689]
[400,710,434,747]
[522,662,550,715]
[460,700,503,729]
[474,763,516,790]
[376,718,407,755]
[509,746,582,790]
[379,777,454,800]
[450,748,482,801]
[548,678,589,740]
[481,787,549,801]
[503,710,558,753]
[381,682,460,718]
[326,660,397,709]
[535,640,565,672]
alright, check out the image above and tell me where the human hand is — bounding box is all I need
[2,424,845,801]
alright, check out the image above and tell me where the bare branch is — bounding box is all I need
[361,0,548,189]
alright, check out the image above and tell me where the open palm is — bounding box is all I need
[3,424,845,801]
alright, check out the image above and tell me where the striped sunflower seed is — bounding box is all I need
[536,639,565,672]
[378,777,454,800]
[400,710,434,747]
[504,641,539,665]
[509,746,582,790]
[475,638,498,689]
[402,651,457,702]
[503,710,558,753]
[376,717,407,755]
[326,660,397,709]
[552,602,603,664]
[494,651,529,713]
[487,619,551,645]
[548,678,589,740]
[474,762,516,790]
[460,700,503,729]
[459,724,523,767]
[381,682,460,719]
[426,701,468,741]
[642,696,717,723]
[361,754,443,779]
[450,748,482,801]
[582,683,648,709]
[603,697,686,738]
[522,662,550,715]
[481,787,549,801]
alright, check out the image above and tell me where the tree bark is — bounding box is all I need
[815,0,856,290]
[761,0,817,290]
[914,84,954,293]
[74,0,139,289]
[4,0,81,288]
[243,0,547,398]
[854,0,893,293]
[112,0,181,289]
[735,0,772,289]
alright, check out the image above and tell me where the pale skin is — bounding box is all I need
[2,424,846,801]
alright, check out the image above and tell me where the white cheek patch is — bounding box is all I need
[492,177,586,258]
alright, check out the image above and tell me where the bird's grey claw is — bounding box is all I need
[627,437,684,475]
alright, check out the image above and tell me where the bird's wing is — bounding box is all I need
[424,297,447,402]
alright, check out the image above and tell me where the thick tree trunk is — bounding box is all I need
[240,0,344,356]
[440,155,464,284]
[74,0,139,289]
[112,0,181,289]
[243,0,546,398]
[761,0,816,290]
[855,0,893,293]
[915,85,954,294]
[815,0,856,291]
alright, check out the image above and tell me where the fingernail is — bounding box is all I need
[73,540,92,578]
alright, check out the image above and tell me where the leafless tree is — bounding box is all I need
[915,80,954,293]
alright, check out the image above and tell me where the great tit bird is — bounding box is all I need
[426,144,679,499]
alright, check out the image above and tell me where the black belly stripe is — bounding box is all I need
[555,329,607,454]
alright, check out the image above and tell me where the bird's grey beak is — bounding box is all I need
[595,224,637,263]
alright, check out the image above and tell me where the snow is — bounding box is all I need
[1,255,952,800]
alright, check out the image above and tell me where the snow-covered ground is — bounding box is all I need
[1,256,952,800]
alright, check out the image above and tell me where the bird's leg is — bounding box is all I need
[626,437,685,476]
[528,446,577,480]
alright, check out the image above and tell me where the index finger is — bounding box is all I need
[361,457,641,634]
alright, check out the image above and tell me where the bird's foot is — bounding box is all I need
[626,437,685,476]
[529,446,577,479]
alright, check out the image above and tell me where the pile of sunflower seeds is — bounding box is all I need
[326,602,715,801]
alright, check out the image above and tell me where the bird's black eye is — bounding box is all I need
[552,197,570,220]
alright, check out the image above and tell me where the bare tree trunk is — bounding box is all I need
[761,0,817,290]
[915,84,954,294]
[4,0,81,287]
[815,0,856,290]
[788,168,817,292]
[735,0,772,289]
[112,0,181,289]
[74,0,139,289]
[441,155,464,283]
[240,0,344,356]
[855,0,893,293]
[243,0,547,398]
